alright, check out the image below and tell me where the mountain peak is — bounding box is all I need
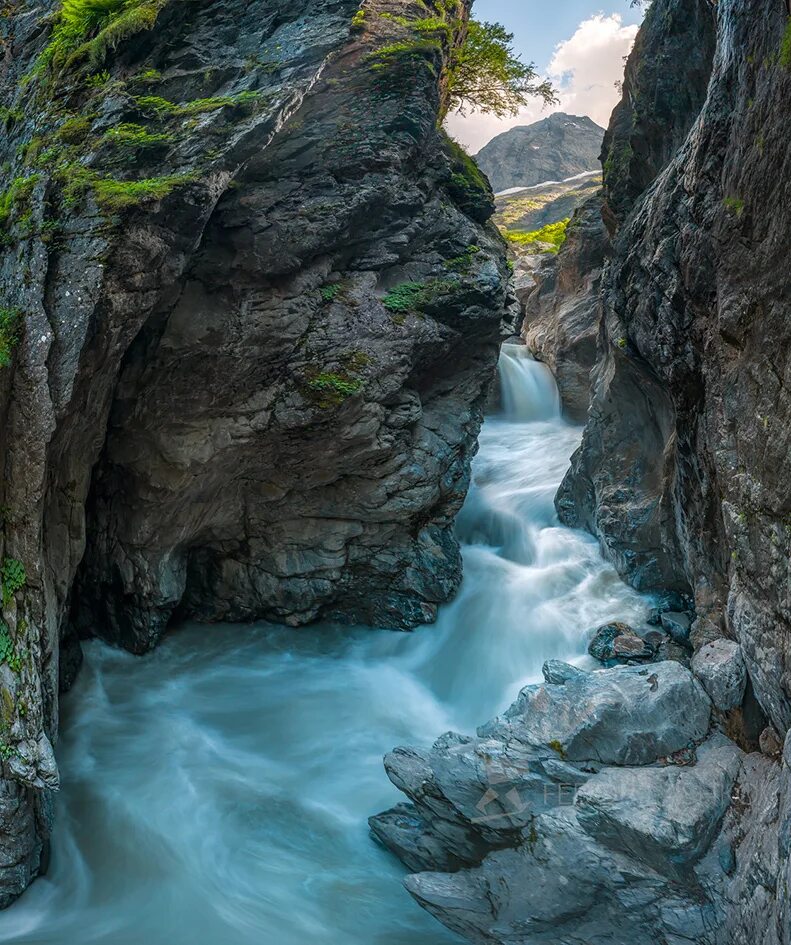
[474,113,606,193]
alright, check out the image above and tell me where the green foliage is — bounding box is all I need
[446,21,556,118]
[0,309,23,369]
[780,18,791,69]
[0,107,22,130]
[445,244,480,271]
[723,196,745,218]
[32,0,170,79]
[320,283,342,302]
[444,134,490,207]
[305,371,363,407]
[382,278,456,315]
[503,218,569,254]
[92,173,195,211]
[103,122,172,152]
[351,8,365,29]
[134,90,262,118]
[1,558,26,607]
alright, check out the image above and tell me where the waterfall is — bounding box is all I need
[0,345,649,945]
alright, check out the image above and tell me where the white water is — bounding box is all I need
[0,343,649,945]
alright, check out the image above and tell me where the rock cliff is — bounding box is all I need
[474,113,604,193]
[0,0,510,905]
[375,0,791,941]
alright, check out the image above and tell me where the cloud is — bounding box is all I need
[548,14,639,127]
[446,13,638,153]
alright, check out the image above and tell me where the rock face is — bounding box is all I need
[0,0,510,906]
[521,193,608,421]
[372,661,769,944]
[557,0,791,738]
[474,113,605,193]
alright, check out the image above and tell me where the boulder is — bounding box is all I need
[588,621,634,662]
[575,734,743,875]
[481,661,711,765]
[691,638,747,711]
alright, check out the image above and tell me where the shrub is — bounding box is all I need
[1,558,26,606]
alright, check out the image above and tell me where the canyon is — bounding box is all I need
[0,0,790,944]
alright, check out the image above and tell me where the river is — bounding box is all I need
[0,344,649,945]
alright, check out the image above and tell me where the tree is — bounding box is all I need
[446,21,557,118]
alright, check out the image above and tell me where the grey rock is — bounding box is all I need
[575,734,743,876]
[691,639,747,711]
[368,803,462,874]
[542,659,586,684]
[483,661,711,766]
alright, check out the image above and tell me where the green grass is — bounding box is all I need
[103,122,172,151]
[31,0,170,78]
[0,309,22,369]
[93,173,194,211]
[134,90,262,119]
[502,218,569,253]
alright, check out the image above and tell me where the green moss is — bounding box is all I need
[93,173,195,211]
[0,106,23,130]
[351,8,365,28]
[134,90,263,118]
[780,18,791,69]
[444,244,480,271]
[0,309,23,369]
[723,196,745,218]
[103,122,173,152]
[56,115,94,144]
[0,176,40,234]
[502,218,569,254]
[444,134,490,211]
[1,559,26,607]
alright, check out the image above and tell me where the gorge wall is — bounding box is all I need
[376,0,791,942]
[0,0,511,905]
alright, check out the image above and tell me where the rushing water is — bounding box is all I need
[0,344,649,945]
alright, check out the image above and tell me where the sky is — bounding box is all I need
[446,1,645,152]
